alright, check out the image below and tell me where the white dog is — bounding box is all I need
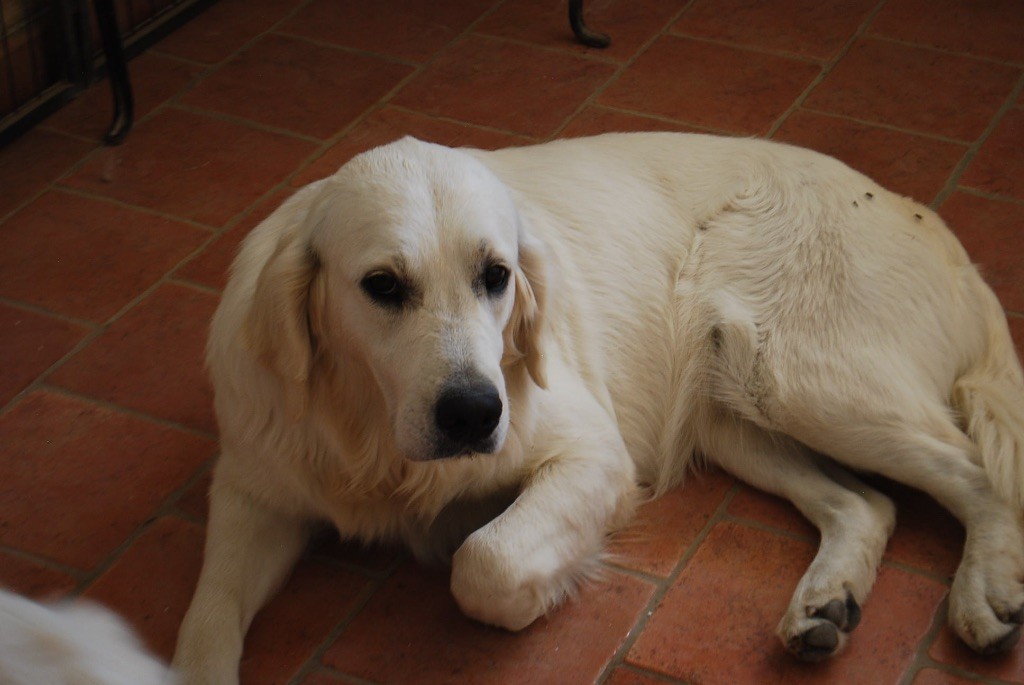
[0,589,175,684]
[174,133,1024,683]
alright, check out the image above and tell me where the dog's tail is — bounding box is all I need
[952,287,1024,513]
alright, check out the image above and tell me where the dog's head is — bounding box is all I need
[244,137,547,461]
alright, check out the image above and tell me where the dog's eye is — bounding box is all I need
[484,264,510,295]
[361,271,403,306]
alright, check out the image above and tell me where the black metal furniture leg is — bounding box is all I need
[568,0,611,49]
[94,0,133,144]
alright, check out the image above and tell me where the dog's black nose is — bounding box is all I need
[434,383,502,448]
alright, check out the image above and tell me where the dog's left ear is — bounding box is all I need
[504,233,548,389]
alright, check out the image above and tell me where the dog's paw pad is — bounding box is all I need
[790,621,839,662]
[811,591,861,632]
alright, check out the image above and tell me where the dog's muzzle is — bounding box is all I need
[432,380,502,458]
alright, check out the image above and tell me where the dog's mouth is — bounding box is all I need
[428,434,502,461]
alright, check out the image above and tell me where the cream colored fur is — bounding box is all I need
[175,133,1024,683]
[0,589,175,684]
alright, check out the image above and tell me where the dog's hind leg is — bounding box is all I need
[701,414,896,661]
[795,413,1024,655]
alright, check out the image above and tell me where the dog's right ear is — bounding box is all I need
[243,229,323,419]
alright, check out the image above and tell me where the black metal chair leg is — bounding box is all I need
[568,0,611,49]
[94,0,133,145]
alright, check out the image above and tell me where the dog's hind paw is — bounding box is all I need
[780,590,861,662]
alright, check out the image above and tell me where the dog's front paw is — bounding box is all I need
[450,529,562,631]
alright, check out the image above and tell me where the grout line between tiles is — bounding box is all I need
[0,543,88,584]
[0,297,98,330]
[284,571,398,685]
[70,494,212,597]
[144,46,212,68]
[67,452,218,598]
[0,213,230,418]
[956,184,1024,209]
[766,0,889,139]
[385,104,542,142]
[863,32,1024,70]
[933,73,1024,209]
[664,30,828,65]
[303,665,382,685]
[463,30,624,66]
[612,663,693,684]
[898,596,953,685]
[51,184,218,231]
[165,276,223,296]
[169,102,326,143]
[37,384,217,440]
[794,105,976,145]
[579,103,742,137]
[549,0,701,141]
[897,599,1024,685]
[264,30,423,69]
[594,481,740,684]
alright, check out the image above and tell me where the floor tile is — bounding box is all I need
[48,283,218,433]
[728,485,817,538]
[960,107,1024,201]
[804,37,1018,142]
[605,667,677,685]
[773,110,967,203]
[44,53,204,140]
[879,480,962,579]
[0,190,208,322]
[0,128,94,218]
[323,562,654,683]
[83,517,205,660]
[869,0,1024,64]
[86,516,375,675]
[477,0,688,62]
[182,34,413,140]
[393,34,616,138]
[291,107,532,188]
[672,0,876,60]
[627,522,947,683]
[0,303,90,406]
[175,189,294,291]
[63,108,315,226]
[732,478,962,579]
[559,106,706,138]
[600,36,820,136]
[939,192,1024,313]
[0,551,77,599]
[170,469,211,522]
[240,560,372,685]
[299,671,345,685]
[92,516,374,677]
[1010,317,1024,360]
[280,0,492,63]
[155,0,305,64]
[609,468,733,577]
[0,391,214,570]
[911,667,981,685]
[929,620,1024,683]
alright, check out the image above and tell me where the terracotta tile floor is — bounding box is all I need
[1,0,1023,683]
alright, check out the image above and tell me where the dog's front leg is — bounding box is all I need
[173,479,308,685]
[450,396,636,631]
